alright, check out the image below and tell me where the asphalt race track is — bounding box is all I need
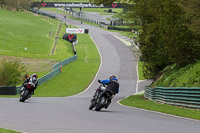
[0,12,200,133]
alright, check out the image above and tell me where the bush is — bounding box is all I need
[0,58,26,86]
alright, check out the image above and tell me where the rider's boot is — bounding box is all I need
[105,99,111,109]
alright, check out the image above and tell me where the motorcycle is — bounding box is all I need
[89,84,114,111]
[19,82,35,102]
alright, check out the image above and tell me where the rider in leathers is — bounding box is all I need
[22,73,38,95]
[95,75,119,108]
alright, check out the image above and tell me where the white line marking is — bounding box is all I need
[108,31,139,50]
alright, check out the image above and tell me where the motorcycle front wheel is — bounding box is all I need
[89,98,97,110]
[19,90,29,102]
[89,103,95,110]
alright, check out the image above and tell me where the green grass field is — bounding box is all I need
[0,8,74,60]
[0,8,100,97]
[35,34,100,97]
[0,8,75,75]
[0,8,58,59]
[0,128,21,133]
[120,93,200,120]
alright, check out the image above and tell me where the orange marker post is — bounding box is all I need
[61,65,63,73]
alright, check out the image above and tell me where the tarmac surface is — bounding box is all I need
[0,12,199,133]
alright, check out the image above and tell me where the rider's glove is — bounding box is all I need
[98,79,101,83]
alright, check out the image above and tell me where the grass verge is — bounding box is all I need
[120,93,200,120]
[153,62,200,87]
[138,61,145,80]
[0,128,21,133]
[41,8,70,15]
[0,8,58,59]
[73,8,123,14]
[68,16,99,26]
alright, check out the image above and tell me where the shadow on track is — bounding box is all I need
[89,110,124,113]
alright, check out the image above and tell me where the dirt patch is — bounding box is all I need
[0,55,58,72]
[33,13,39,16]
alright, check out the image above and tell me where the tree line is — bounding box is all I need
[0,0,33,10]
[91,0,200,79]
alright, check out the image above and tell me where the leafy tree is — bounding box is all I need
[90,0,116,5]
[177,0,200,37]
[4,0,33,11]
[137,0,171,79]
[135,0,200,78]
[92,0,200,79]
[0,0,5,7]
[20,0,33,11]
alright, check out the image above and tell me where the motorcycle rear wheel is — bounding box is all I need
[95,103,104,111]
[95,97,106,111]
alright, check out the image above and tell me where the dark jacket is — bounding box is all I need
[99,78,119,94]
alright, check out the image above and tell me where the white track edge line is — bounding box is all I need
[117,99,200,122]
[69,33,102,97]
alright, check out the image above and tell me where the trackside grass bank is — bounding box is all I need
[34,34,100,97]
[120,93,200,120]
[0,8,73,61]
[0,8,57,59]
[0,8,100,97]
[0,33,100,97]
[0,128,21,133]
[153,62,200,87]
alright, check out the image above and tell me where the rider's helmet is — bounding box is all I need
[31,73,37,79]
[109,75,116,80]
[31,73,37,84]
